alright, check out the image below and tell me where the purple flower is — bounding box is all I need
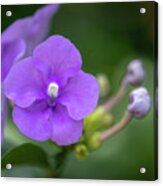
[1,4,59,143]
[4,35,99,146]
[1,36,26,145]
[1,39,26,81]
[2,4,59,80]
[2,4,59,58]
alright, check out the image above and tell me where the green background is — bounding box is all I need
[1,1,157,180]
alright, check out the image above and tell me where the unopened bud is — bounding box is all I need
[89,132,101,150]
[125,59,145,86]
[128,87,151,118]
[102,113,113,128]
[84,106,113,131]
[96,73,110,97]
[75,144,89,160]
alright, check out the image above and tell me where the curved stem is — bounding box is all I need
[103,84,127,111]
[99,112,133,142]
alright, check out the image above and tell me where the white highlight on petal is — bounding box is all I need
[47,82,59,97]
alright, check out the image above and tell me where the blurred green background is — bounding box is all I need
[1,2,157,180]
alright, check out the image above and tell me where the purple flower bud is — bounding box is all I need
[125,60,145,86]
[128,87,151,118]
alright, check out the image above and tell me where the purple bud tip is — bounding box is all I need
[126,59,145,86]
[128,87,151,118]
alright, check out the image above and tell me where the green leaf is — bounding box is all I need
[1,143,49,169]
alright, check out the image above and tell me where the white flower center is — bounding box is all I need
[47,82,59,98]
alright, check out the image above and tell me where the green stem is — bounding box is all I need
[50,147,71,178]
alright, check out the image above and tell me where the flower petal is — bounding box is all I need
[2,4,59,56]
[32,4,59,41]
[1,39,26,81]
[1,86,8,143]
[50,105,83,146]
[59,71,99,120]
[33,35,82,86]
[13,101,52,141]
[4,57,46,108]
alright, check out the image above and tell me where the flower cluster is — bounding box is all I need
[74,59,151,159]
[1,4,152,156]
